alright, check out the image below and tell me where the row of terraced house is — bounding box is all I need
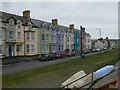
[0,10,91,58]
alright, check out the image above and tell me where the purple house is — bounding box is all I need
[51,19,64,53]
[56,26,64,52]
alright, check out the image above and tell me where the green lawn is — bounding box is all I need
[2,49,120,88]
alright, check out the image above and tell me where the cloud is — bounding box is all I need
[1,2,118,39]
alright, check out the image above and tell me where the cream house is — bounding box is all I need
[0,10,39,57]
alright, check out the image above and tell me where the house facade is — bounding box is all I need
[74,29,80,51]
[0,10,91,57]
[0,10,39,57]
[86,33,91,50]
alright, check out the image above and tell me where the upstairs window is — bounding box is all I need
[58,36,61,41]
[0,44,2,54]
[31,33,34,40]
[26,32,29,40]
[46,34,48,41]
[49,25,53,31]
[0,28,2,40]
[9,19,14,26]
[42,34,44,40]
[9,31,14,40]
[43,23,47,29]
[28,23,32,30]
[17,21,21,29]
[17,32,21,40]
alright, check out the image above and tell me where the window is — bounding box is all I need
[46,34,48,41]
[0,44,2,54]
[9,31,14,40]
[26,45,29,52]
[67,45,69,49]
[17,32,21,40]
[59,36,61,41]
[28,23,32,30]
[9,19,14,26]
[67,37,69,42]
[61,45,63,50]
[31,33,34,40]
[62,36,64,41]
[43,23,47,29]
[46,45,48,52]
[42,45,44,52]
[31,45,34,52]
[49,35,52,41]
[42,34,44,40]
[59,45,60,50]
[0,28,2,40]
[26,32,29,40]
[17,21,21,29]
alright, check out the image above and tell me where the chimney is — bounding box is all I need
[52,19,58,25]
[23,10,30,19]
[82,27,85,32]
[69,24,74,29]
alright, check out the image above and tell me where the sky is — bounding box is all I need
[0,2,118,39]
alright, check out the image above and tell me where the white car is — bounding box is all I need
[96,48,101,52]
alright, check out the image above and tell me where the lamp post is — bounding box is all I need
[97,28,101,39]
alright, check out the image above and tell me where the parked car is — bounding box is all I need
[92,49,97,52]
[103,48,107,50]
[66,52,76,57]
[39,53,56,61]
[84,50,90,54]
[96,48,101,52]
[54,52,67,59]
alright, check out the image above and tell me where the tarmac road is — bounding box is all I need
[2,50,109,75]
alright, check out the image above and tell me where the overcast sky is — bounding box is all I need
[1,2,118,39]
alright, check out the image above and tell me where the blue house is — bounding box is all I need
[74,30,80,51]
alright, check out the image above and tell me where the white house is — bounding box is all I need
[86,33,91,50]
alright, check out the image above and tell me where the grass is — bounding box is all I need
[2,49,119,88]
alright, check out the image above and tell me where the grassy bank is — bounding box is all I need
[2,49,119,88]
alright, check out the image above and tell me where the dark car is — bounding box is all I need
[84,50,90,54]
[54,52,66,59]
[66,52,76,57]
[39,54,56,61]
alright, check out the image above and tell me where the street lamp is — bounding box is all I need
[97,28,101,39]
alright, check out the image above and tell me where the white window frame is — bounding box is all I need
[31,33,34,40]
[17,21,21,29]
[26,45,29,52]
[28,23,32,31]
[9,19,14,26]
[0,44,3,54]
[9,31,14,40]
[17,32,21,40]
[26,32,29,40]
[0,28,2,40]
[31,45,35,52]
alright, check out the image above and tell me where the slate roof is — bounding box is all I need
[0,11,82,32]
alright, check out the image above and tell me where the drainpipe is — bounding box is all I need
[24,26,25,56]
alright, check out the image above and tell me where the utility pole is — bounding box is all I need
[97,28,101,39]
[80,26,83,57]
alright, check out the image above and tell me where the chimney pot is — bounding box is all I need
[69,24,74,29]
[23,10,30,19]
[52,19,58,25]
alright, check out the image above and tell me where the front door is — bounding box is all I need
[8,45,14,56]
[16,45,21,56]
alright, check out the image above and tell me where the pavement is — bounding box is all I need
[2,56,34,65]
